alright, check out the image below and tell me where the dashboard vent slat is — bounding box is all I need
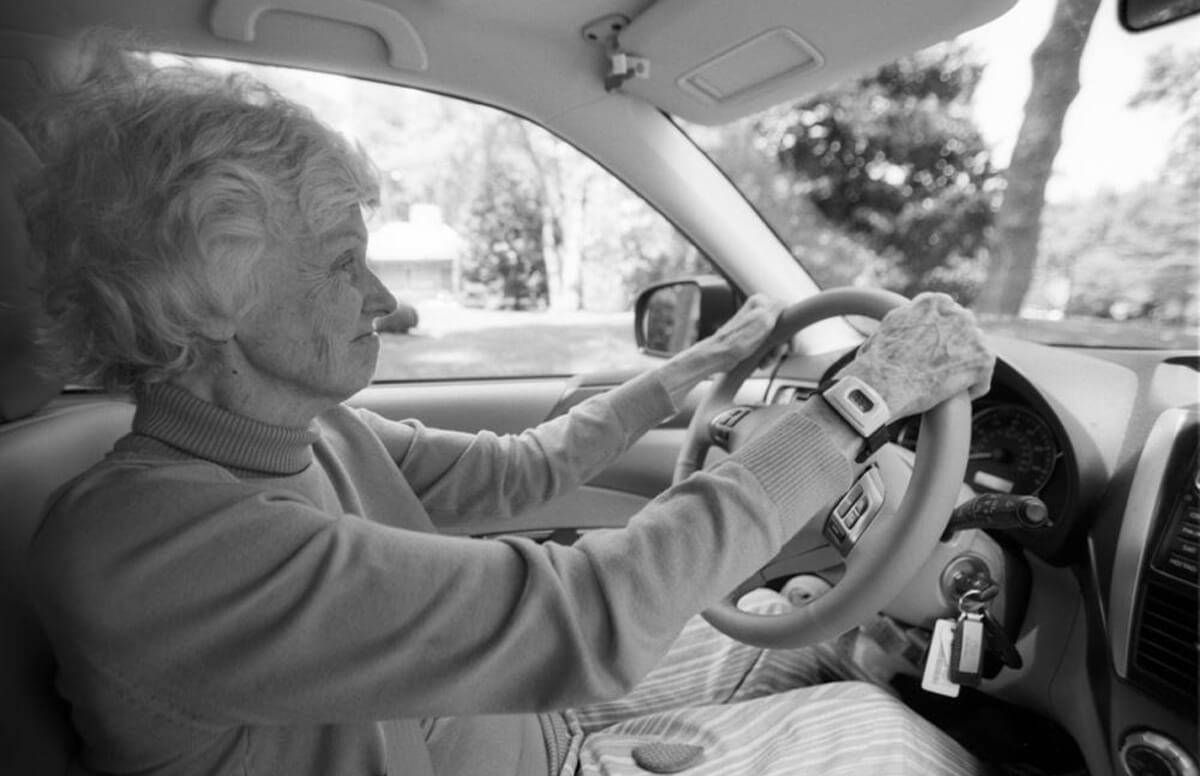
[1143,596,1193,621]
[1139,622,1192,653]
[1132,577,1199,714]
[1139,642,1195,678]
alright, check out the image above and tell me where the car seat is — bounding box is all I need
[0,116,135,774]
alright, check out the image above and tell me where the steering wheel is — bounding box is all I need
[675,287,972,649]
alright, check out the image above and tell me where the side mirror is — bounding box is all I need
[634,275,738,357]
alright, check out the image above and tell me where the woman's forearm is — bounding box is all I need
[653,346,730,407]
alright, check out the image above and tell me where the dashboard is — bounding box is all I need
[887,359,1088,565]
[900,400,1060,498]
[770,335,1198,775]
[372,332,1198,776]
[782,340,1093,564]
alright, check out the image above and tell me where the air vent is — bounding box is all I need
[1131,577,1199,715]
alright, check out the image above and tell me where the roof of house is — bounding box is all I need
[368,207,466,263]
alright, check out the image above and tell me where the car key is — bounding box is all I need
[958,579,1023,672]
[948,609,985,686]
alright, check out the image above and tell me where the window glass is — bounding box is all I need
[175,57,708,379]
[681,6,1199,349]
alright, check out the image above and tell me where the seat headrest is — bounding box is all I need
[0,117,62,422]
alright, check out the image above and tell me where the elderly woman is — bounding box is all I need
[23,41,994,776]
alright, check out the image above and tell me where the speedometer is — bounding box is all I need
[966,405,1059,495]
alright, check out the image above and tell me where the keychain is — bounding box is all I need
[921,617,961,697]
[948,589,988,686]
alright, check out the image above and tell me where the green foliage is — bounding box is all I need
[614,206,708,302]
[1025,46,1200,327]
[460,165,548,309]
[691,119,883,290]
[1043,183,1199,324]
[771,43,1000,300]
[1129,46,1200,190]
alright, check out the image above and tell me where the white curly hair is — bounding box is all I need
[22,30,379,390]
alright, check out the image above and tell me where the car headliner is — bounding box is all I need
[0,0,1015,127]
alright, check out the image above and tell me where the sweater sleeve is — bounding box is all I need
[358,370,677,527]
[32,403,852,727]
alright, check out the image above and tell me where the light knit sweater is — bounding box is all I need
[31,372,853,776]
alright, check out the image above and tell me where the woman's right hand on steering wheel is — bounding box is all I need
[838,292,995,421]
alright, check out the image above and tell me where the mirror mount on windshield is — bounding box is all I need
[634,275,738,358]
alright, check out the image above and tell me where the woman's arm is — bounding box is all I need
[33,293,989,726]
[358,369,676,527]
[32,399,853,726]
[361,297,782,527]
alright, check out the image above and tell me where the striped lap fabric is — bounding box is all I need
[567,589,981,775]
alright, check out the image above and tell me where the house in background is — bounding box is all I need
[367,204,465,298]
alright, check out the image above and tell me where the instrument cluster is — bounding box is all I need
[893,403,1062,497]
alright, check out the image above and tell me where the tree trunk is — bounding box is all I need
[975,0,1101,315]
[557,184,587,310]
[514,122,566,308]
[516,122,590,310]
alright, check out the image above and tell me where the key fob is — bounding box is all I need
[949,612,985,686]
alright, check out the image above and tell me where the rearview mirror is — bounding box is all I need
[1119,0,1200,30]
[634,276,738,358]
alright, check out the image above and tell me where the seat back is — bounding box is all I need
[0,114,137,774]
[0,402,135,774]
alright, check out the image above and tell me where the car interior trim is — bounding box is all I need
[615,0,1018,124]
[1110,406,1197,677]
[209,0,429,71]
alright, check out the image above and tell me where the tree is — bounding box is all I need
[974,0,1101,315]
[515,121,599,312]
[1128,46,1200,190]
[459,161,547,309]
[773,43,999,301]
[211,59,705,313]
[1045,183,1199,323]
[693,116,884,291]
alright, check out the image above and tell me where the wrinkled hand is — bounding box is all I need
[655,294,783,406]
[695,293,785,371]
[840,292,994,420]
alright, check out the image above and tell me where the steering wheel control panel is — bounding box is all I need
[825,467,884,554]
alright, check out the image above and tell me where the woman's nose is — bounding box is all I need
[363,266,397,318]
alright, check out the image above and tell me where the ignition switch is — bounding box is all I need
[940,555,996,602]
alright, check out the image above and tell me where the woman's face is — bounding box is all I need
[232,207,397,408]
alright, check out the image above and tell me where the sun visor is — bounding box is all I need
[609,0,1017,125]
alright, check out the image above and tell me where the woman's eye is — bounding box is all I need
[333,251,356,273]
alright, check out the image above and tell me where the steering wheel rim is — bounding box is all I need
[676,287,972,649]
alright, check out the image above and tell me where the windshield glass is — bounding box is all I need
[682,0,1198,348]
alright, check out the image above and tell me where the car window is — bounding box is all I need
[162,56,708,380]
[680,6,1199,349]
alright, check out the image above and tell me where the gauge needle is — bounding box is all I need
[969,450,999,460]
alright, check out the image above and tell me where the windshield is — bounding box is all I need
[682,0,1199,349]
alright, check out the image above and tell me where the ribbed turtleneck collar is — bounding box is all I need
[132,382,320,475]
